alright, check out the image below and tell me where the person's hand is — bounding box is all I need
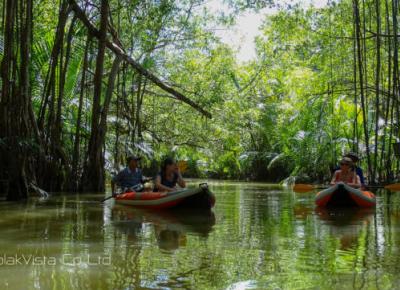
[167,187,177,192]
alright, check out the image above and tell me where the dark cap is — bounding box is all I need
[127,155,141,164]
[344,152,360,162]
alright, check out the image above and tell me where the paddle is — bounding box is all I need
[292,184,326,193]
[292,183,400,193]
[101,183,145,203]
[101,194,116,203]
[177,160,188,173]
[101,161,189,202]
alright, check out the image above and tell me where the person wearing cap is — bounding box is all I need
[111,156,150,195]
[344,152,366,189]
[330,157,361,188]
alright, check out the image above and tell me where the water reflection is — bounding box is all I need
[315,207,374,225]
[111,206,215,251]
[315,207,374,250]
[0,183,400,289]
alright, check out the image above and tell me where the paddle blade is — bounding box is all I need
[292,184,315,193]
[384,183,400,192]
[178,160,188,173]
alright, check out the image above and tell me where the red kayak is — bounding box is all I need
[114,184,215,209]
[315,183,376,208]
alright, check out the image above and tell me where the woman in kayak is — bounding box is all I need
[344,152,366,190]
[154,157,186,192]
[330,157,361,188]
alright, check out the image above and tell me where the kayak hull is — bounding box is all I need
[115,184,216,209]
[315,183,376,208]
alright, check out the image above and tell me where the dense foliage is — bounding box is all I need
[1,0,400,199]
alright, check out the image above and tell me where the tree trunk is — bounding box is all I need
[70,33,91,191]
[353,0,373,183]
[0,0,34,200]
[37,0,70,133]
[81,0,109,192]
[379,0,392,181]
[98,55,123,159]
[352,5,359,153]
[373,0,381,181]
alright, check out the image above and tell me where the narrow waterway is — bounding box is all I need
[0,181,399,289]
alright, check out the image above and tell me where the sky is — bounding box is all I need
[205,0,329,62]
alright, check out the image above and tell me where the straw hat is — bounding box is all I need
[340,157,353,166]
[345,152,360,162]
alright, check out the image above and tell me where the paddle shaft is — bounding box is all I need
[101,195,115,203]
[307,184,386,190]
[317,185,383,189]
[293,182,400,193]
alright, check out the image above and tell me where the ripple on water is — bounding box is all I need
[1,182,400,289]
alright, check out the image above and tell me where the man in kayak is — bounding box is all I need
[330,157,361,188]
[344,152,366,190]
[154,157,186,192]
[111,155,151,195]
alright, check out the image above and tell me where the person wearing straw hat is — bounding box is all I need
[330,157,361,188]
[344,152,366,189]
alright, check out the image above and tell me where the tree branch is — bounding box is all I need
[68,0,212,118]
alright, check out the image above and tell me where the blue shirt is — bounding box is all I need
[112,167,143,188]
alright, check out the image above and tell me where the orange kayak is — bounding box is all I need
[115,184,215,209]
[315,183,376,207]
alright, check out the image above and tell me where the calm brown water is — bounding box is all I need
[0,181,400,289]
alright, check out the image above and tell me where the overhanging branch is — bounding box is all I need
[68,0,212,118]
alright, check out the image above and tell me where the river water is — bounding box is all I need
[0,181,399,289]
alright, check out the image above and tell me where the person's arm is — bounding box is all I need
[330,171,339,185]
[347,174,361,188]
[140,172,153,191]
[142,175,153,183]
[155,175,175,192]
[138,169,152,183]
[176,172,186,188]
